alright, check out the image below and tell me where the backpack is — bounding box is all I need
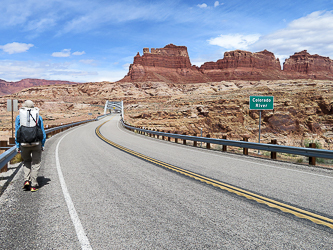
[16,107,44,144]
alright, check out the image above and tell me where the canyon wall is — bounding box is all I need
[200,50,283,81]
[121,44,209,83]
[284,50,333,79]
[120,44,333,83]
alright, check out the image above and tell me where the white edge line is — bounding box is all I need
[56,131,93,250]
[116,120,333,179]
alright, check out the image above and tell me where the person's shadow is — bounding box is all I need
[37,176,51,188]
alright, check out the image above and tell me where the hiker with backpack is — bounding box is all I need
[15,100,46,192]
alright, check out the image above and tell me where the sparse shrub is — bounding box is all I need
[304,139,322,149]
[10,153,23,164]
[263,151,270,157]
[297,158,303,163]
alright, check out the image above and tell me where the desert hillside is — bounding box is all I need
[0,78,80,96]
[1,79,332,151]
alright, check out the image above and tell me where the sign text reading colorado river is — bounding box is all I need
[249,96,274,110]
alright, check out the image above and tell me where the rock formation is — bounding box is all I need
[1,79,333,152]
[200,50,283,81]
[3,45,333,97]
[121,44,209,83]
[283,50,333,79]
[0,78,80,96]
[121,44,333,83]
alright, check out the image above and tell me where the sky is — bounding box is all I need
[0,0,332,83]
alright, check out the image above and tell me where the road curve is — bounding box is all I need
[1,114,332,249]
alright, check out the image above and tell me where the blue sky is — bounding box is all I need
[0,0,332,82]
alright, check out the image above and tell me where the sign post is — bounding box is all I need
[249,96,274,154]
[7,99,18,138]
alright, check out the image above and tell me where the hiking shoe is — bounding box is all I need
[30,186,38,192]
[22,181,30,191]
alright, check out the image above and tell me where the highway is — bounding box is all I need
[1,114,332,249]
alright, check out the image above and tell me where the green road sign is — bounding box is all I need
[249,96,274,110]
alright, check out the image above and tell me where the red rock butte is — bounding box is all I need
[120,44,333,83]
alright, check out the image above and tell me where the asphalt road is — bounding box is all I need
[1,114,332,249]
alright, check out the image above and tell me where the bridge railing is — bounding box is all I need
[0,113,111,172]
[121,119,333,166]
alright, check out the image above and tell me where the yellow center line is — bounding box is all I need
[95,119,333,229]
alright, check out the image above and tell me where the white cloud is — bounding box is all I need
[197,3,208,8]
[214,1,221,7]
[58,2,172,36]
[25,18,56,33]
[52,50,86,57]
[208,34,260,50]
[73,51,86,56]
[79,59,95,65]
[0,59,106,82]
[0,42,34,54]
[197,2,222,9]
[250,11,333,59]
[122,63,131,69]
[52,49,71,57]
[191,60,205,67]
[86,69,128,82]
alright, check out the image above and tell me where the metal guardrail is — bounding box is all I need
[96,113,112,120]
[0,114,111,171]
[0,147,17,170]
[121,120,333,161]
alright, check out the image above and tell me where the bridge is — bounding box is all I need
[1,114,333,249]
[104,100,124,117]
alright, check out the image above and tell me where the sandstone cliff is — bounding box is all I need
[121,44,333,83]
[121,44,209,83]
[200,50,283,81]
[284,50,333,79]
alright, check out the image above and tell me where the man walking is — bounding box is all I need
[15,100,46,192]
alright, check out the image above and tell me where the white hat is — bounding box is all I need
[22,100,34,108]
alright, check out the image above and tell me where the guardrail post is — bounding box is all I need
[193,134,197,147]
[175,131,178,143]
[183,132,187,145]
[0,141,8,172]
[206,134,210,149]
[162,131,165,140]
[309,143,316,165]
[156,130,159,139]
[243,137,248,155]
[168,131,171,141]
[222,135,227,152]
[9,137,15,145]
[271,139,277,159]
[52,125,56,136]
